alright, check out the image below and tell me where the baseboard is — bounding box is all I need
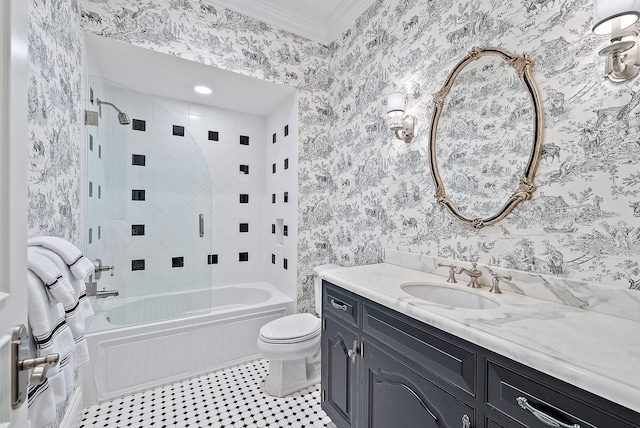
[59,386,83,428]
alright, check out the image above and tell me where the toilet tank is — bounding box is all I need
[312,264,341,315]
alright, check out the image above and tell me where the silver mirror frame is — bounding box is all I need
[428,46,544,229]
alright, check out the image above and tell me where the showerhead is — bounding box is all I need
[117,112,130,125]
[97,98,130,126]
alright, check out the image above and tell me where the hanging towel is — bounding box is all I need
[28,237,95,322]
[26,269,76,428]
[26,249,75,309]
[29,246,93,369]
[28,236,95,280]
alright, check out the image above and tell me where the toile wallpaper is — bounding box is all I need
[28,0,637,318]
[28,0,83,245]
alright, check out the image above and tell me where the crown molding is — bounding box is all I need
[324,0,375,43]
[203,0,374,45]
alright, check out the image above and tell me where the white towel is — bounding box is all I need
[29,247,92,368]
[26,270,76,428]
[27,249,75,309]
[28,237,95,322]
[28,236,95,280]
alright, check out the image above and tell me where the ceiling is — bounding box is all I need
[84,1,375,114]
[204,0,375,45]
[85,34,296,116]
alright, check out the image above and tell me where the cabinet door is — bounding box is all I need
[322,315,359,428]
[361,341,474,428]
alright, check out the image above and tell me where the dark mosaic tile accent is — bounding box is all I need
[284,192,289,203]
[284,124,289,136]
[240,135,250,145]
[272,163,276,174]
[284,225,288,236]
[208,254,218,265]
[131,259,145,271]
[132,119,146,131]
[132,225,145,236]
[132,189,146,201]
[272,254,276,264]
[89,134,93,151]
[98,185,101,199]
[132,154,146,166]
[239,252,249,262]
[98,145,102,158]
[272,224,276,234]
[272,194,276,204]
[172,257,184,268]
[208,131,219,141]
[239,194,249,203]
[173,125,185,136]
[89,182,93,197]
[88,228,92,244]
[283,258,288,270]
[284,158,289,169]
[272,132,276,144]
[240,164,249,175]
[239,223,249,233]
[97,226,101,240]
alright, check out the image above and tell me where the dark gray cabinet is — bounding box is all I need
[321,280,640,428]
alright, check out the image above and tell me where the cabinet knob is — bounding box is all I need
[516,397,581,428]
[462,414,471,428]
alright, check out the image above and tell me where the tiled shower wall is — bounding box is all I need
[85,78,299,300]
[85,80,213,299]
[265,96,299,300]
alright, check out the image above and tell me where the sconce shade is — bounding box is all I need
[387,92,406,117]
[593,0,640,34]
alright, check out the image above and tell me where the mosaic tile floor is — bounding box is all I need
[81,359,336,427]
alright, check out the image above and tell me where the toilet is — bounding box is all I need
[257,263,340,397]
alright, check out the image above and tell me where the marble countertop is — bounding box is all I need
[320,263,640,413]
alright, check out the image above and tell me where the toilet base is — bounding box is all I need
[264,351,320,397]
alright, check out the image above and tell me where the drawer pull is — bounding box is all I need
[347,340,358,364]
[516,397,581,428]
[331,299,348,312]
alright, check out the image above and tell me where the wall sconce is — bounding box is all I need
[593,0,640,82]
[387,92,415,144]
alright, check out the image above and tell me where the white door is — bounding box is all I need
[0,0,29,426]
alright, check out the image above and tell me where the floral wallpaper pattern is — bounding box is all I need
[76,0,640,315]
[28,0,83,245]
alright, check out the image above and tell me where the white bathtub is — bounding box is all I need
[82,282,294,405]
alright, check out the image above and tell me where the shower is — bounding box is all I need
[97,98,130,125]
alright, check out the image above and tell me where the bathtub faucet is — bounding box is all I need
[94,258,115,280]
[95,288,119,299]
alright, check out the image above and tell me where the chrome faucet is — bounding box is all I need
[94,258,115,281]
[95,289,119,299]
[488,269,512,294]
[437,263,458,283]
[456,263,483,288]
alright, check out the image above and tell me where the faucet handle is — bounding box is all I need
[488,269,511,294]
[437,263,458,283]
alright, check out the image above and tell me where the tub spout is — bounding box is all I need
[95,289,119,299]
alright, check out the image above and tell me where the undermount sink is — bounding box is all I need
[401,283,500,310]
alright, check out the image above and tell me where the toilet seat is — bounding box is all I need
[259,313,321,344]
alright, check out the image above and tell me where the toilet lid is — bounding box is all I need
[259,313,321,343]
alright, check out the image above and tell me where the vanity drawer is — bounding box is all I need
[487,360,638,428]
[362,303,476,395]
[323,281,359,327]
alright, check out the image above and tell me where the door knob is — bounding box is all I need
[11,324,59,409]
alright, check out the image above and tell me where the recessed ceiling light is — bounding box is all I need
[194,85,212,95]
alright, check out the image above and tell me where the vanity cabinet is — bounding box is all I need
[321,280,640,428]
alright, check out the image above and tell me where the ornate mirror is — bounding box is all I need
[428,46,543,229]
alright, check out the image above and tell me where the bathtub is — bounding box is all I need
[82,282,294,405]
